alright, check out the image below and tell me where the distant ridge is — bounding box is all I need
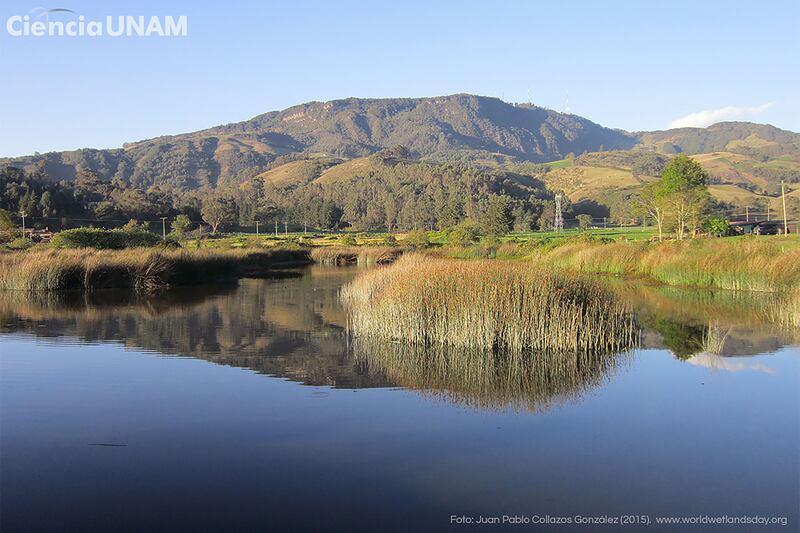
[2,94,798,193]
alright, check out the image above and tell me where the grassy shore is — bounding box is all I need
[534,236,800,292]
[341,254,637,354]
[0,248,311,292]
[434,235,800,293]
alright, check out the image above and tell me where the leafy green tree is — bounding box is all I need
[171,214,193,238]
[94,201,119,220]
[202,195,237,234]
[447,221,481,246]
[702,215,730,237]
[577,214,593,230]
[122,219,150,233]
[660,155,709,239]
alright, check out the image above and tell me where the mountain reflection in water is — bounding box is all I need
[1,266,796,411]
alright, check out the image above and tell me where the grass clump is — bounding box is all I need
[340,254,637,354]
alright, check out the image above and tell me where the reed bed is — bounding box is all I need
[310,246,402,265]
[779,289,800,328]
[340,254,637,354]
[0,248,311,292]
[534,237,800,292]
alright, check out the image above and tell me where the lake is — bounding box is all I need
[1,266,797,531]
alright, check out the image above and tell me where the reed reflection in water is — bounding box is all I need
[351,338,631,412]
[0,265,797,412]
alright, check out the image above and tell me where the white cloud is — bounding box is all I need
[667,103,773,129]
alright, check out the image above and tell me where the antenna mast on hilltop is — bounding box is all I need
[554,193,564,232]
[564,95,571,114]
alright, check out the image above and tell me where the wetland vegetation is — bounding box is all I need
[340,254,638,355]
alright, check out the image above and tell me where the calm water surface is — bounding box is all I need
[1,266,798,532]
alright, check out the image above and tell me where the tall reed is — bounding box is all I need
[0,248,310,292]
[340,254,637,354]
[310,246,401,265]
[534,237,800,292]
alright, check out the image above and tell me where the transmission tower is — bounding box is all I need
[554,193,564,232]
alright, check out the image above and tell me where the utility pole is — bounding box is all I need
[20,211,26,237]
[781,181,788,236]
[554,193,564,232]
[255,221,259,239]
[746,206,749,222]
[284,221,288,235]
[767,205,770,221]
[160,217,167,240]
[274,221,278,237]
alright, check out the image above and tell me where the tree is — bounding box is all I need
[702,215,730,237]
[171,214,192,237]
[38,191,54,216]
[480,195,513,236]
[0,209,14,230]
[577,214,593,230]
[202,195,237,234]
[638,183,668,241]
[659,155,709,239]
[447,221,481,246]
[122,219,150,233]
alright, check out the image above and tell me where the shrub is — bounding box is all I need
[338,234,357,246]
[577,214,593,230]
[7,237,34,250]
[170,214,193,238]
[404,230,430,249]
[383,234,397,246]
[702,215,730,237]
[50,227,161,249]
[447,222,481,246]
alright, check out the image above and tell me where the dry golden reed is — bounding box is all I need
[340,254,637,354]
[310,246,401,265]
[0,248,309,292]
[536,237,800,292]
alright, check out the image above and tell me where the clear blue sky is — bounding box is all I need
[1,0,798,157]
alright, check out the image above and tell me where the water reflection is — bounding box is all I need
[1,267,797,411]
[352,339,630,411]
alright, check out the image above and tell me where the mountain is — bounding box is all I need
[636,122,800,157]
[2,95,798,219]
[1,94,636,190]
